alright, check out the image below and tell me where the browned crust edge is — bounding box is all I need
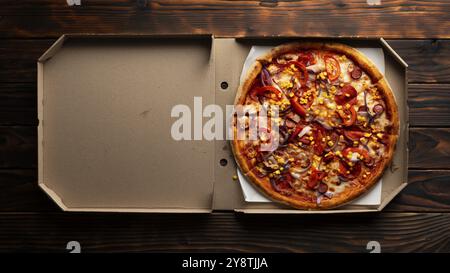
[232,41,399,210]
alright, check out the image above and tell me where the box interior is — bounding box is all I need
[39,36,215,211]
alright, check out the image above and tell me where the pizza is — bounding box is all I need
[231,42,399,210]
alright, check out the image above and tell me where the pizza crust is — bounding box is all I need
[232,41,399,210]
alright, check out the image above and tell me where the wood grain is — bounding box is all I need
[409,128,450,169]
[0,169,58,212]
[0,126,36,168]
[409,84,450,127]
[388,40,450,83]
[0,83,37,125]
[0,212,448,252]
[0,0,449,38]
[387,170,450,212]
[1,168,450,212]
[0,39,55,83]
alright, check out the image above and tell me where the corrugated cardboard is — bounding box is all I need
[37,35,408,213]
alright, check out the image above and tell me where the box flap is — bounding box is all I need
[38,35,215,211]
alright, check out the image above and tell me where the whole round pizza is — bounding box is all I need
[231,42,399,210]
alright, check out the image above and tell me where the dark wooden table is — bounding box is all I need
[1,0,449,253]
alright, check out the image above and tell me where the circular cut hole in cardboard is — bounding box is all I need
[219,158,228,166]
[220,81,229,90]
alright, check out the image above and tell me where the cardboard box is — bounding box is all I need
[37,35,408,213]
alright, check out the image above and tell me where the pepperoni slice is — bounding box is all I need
[271,174,293,195]
[334,85,357,105]
[318,183,328,194]
[373,104,384,115]
[351,66,362,79]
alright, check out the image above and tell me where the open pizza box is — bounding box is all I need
[37,34,408,213]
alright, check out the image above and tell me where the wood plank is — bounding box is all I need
[0,212,448,252]
[388,40,450,83]
[0,0,449,38]
[0,83,37,125]
[0,126,36,168]
[409,84,450,127]
[0,39,55,83]
[0,168,448,212]
[409,128,450,169]
[386,170,450,212]
[0,169,59,212]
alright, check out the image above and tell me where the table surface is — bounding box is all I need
[0,0,449,253]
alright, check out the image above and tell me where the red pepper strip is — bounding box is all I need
[284,61,308,86]
[290,97,308,117]
[343,129,365,141]
[251,86,282,100]
[288,123,304,142]
[338,107,357,127]
[313,125,327,155]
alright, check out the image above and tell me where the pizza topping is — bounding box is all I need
[336,105,356,127]
[289,124,311,142]
[343,129,365,141]
[251,86,282,101]
[338,160,362,179]
[307,168,326,190]
[260,66,272,86]
[298,51,316,66]
[373,104,384,115]
[270,173,293,195]
[312,124,327,155]
[324,55,341,81]
[277,61,309,88]
[290,97,308,117]
[334,85,357,105]
[351,65,362,80]
[318,182,329,194]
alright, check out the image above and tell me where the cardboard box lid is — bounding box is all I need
[38,35,215,212]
